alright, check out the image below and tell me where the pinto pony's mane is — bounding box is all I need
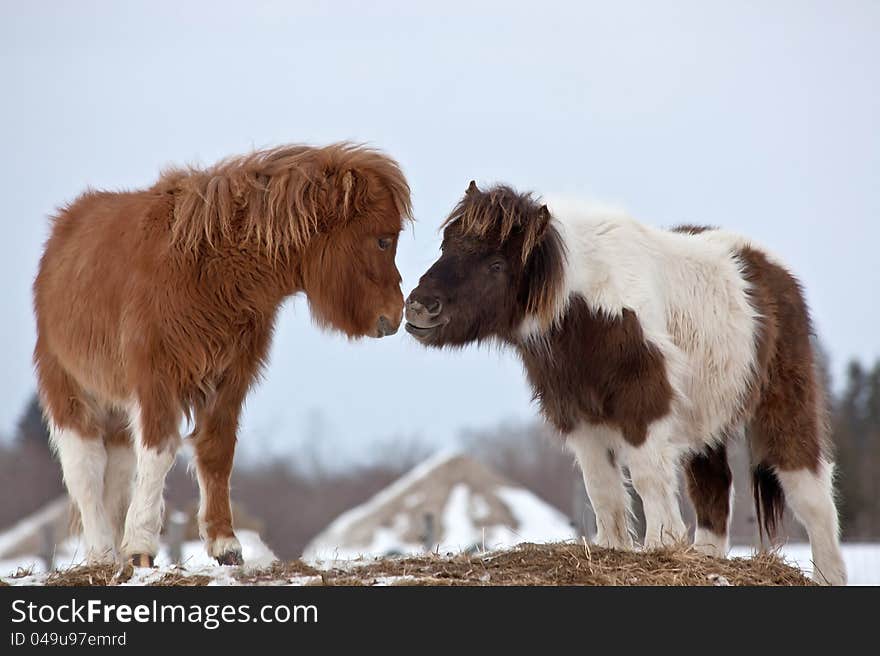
[443,183,567,331]
[158,142,412,258]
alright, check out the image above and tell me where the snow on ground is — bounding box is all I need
[1,541,878,585]
[730,543,880,586]
[0,529,276,586]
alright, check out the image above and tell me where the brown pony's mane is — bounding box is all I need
[158,142,412,257]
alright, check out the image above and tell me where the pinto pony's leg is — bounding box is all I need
[685,442,733,557]
[568,425,633,550]
[624,421,687,550]
[775,462,846,585]
[747,354,846,584]
[120,399,179,566]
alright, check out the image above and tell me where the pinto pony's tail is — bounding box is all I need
[752,463,785,544]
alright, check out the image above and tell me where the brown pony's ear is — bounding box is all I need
[341,170,356,217]
[466,180,479,195]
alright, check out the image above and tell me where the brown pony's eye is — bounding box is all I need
[378,237,393,251]
[489,260,504,273]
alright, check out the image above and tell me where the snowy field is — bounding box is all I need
[0,530,277,586]
[1,539,877,586]
[729,543,880,586]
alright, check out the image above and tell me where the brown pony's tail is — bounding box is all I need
[752,463,785,544]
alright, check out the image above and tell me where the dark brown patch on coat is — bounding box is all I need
[736,245,828,540]
[736,246,827,471]
[517,297,673,445]
[685,442,732,534]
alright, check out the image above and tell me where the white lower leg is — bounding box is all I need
[776,461,847,585]
[693,527,729,557]
[120,441,177,558]
[693,484,732,557]
[103,443,136,550]
[626,434,686,549]
[51,425,115,562]
[568,426,633,549]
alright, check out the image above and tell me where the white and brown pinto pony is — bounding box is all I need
[406,182,846,585]
[34,144,411,567]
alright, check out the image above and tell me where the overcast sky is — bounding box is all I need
[1,1,877,462]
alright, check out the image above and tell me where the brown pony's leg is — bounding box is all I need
[685,442,732,557]
[102,410,135,552]
[38,352,116,563]
[120,387,181,566]
[192,384,247,566]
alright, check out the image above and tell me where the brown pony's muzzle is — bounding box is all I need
[373,289,404,338]
[376,314,399,337]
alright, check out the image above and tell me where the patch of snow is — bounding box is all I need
[303,449,462,561]
[492,486,575,545]
[438,484,477,553]
[729,542,880,586]
[372,575,417,586]
[0,529,278,586]
[286,575,322,586]
[471,494,491,522]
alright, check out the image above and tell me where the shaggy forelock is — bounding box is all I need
[161,142,412,259]
[442,185,548,263]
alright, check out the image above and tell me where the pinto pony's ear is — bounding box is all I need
[522,217,566,330]
[521,204,553,263]
[466,180,479,195]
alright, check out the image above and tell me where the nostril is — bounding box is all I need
[377,315,397,337]
[425,299,442,316]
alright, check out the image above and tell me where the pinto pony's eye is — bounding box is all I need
[378,237,393,251]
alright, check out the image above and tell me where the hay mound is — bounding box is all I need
[30,542,812,586]
[45,564,119,586]
[322,542,812,586]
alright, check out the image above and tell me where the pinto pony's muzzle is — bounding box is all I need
[404,292,447,340]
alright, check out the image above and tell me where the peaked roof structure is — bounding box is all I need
[303,451,574,560]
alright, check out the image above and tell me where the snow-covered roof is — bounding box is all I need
[303,451,574,561]
[0,497,70,559]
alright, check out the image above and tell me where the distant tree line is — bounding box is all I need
[1,355,878,558]
[833,360,880,539]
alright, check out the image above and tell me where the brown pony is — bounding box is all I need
[34,143,412,566]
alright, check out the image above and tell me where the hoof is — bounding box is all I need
[112,562,135,584]
[216,550,243,567]
[129,553,155,568]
